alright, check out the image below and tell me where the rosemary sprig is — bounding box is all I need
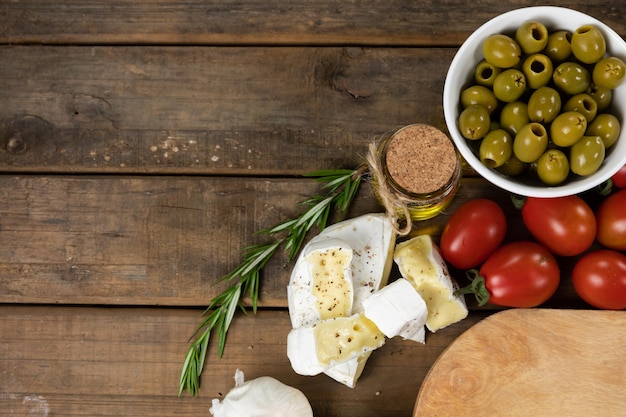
[179,167,366,396]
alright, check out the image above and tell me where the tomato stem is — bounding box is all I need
[596,179,613,196]
[454,269,491,306]
[510,193,527,210]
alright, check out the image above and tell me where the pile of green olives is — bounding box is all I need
[458,20,625,186]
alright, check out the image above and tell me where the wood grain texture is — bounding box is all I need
[1,1,624,46]
[0,306,488,417]
[414,309,626,417]
[1,1,623,415]
[0,174,591,308]
[0,45,452,174]
[0,175,320,306]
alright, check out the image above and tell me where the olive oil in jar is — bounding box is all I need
[372,124,461,225]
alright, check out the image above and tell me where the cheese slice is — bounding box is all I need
[317,213,397,311]
[288,237,354,328]
[362,278,428,343]
[287,314,385,376]
[394,235,468,332]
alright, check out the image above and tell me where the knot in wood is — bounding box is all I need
[6,133,27,154]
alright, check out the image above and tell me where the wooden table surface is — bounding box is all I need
[1,1,624,416]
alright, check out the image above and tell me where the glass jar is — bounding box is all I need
[373,124,461,223]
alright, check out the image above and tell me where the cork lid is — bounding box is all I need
[383,124,458,195]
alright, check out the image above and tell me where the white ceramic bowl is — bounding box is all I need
[444,6,626,197]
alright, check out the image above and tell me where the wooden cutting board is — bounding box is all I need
[414,309,626,417]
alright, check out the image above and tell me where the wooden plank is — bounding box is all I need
[0,45,454,174]
[1,1,623,46]
[0,174,589,308]
[0,305,490,417]
[0,175,318,307]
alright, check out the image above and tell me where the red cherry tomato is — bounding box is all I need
[611,163,626,188]
[440,198,507,270]
[457,241,560,307]
[596,189,626,251]
[572,250,626,310]
[520,195,596,256]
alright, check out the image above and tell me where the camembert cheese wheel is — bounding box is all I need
[286,213,397,387]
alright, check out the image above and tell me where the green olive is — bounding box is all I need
[515,20,549,54]
[483,34,522,68]
[571,25,606,64]
[592,56,626,90]
[461,85,499,114]
[514,122,549,163]
[459,104,491,140]
[570,135,605,176]
[543,30,572,63]
[586,113,621,148]
[474,60,502,87]
[479,129,513,168]
[496,154,527,176]
[522,53,553,89]
[493,69,527,102]
[527,86,561,123]
[553,61,591,95]
[550,111,587,147]
[563,93,598,123]
[537,149,570,185]
[586,84,613,112]
[500,101,530,136]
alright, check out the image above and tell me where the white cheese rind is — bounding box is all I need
[322,351,372,388]
[362,278,428,343]
[287,324,327,376]
[394,235,468,332]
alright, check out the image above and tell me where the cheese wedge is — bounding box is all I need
[287,314,385,376]
[288,237,354,328]
[362,278,428,343]
[394,235,468,332]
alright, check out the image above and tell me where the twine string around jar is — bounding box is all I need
[366,140,413,236]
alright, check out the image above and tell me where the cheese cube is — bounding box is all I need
[394,235,468,332]
[362,278,428,343]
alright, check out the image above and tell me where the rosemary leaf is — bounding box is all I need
[178,167,365,396]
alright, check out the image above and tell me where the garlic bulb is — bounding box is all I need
[209,369,313,417]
